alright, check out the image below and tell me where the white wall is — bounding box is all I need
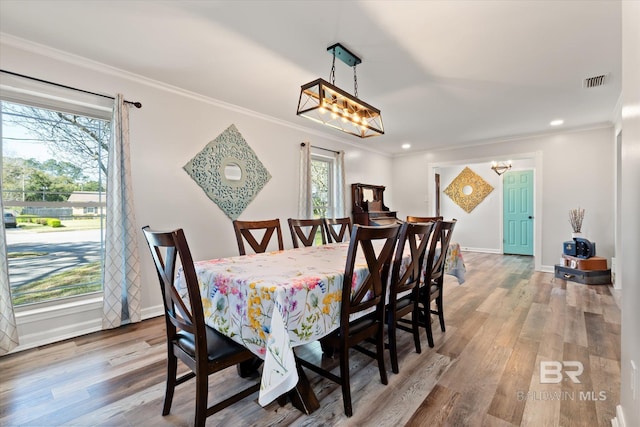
[1,37,393,350]
[392,127,615,270]
[618,1,640,425]
[437,162,503,252]
[434,159,535,253]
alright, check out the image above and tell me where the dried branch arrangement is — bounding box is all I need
[569,207,585,233]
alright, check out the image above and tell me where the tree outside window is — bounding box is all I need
[2,100,109,306]
[311,156,333,218]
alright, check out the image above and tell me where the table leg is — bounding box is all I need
[237,357,264,378]
[277,362,320,414]
[319,337,335,357]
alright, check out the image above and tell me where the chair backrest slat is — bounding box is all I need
[342,224,399,322]
[142,227,207,351]
[390,221,435,303]
[233,219,284,255]
[406,215,443,224]
[288,218,327,248]
[324,217,352,243]
[424,219,457,283]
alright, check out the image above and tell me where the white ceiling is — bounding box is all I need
[0,0,622,155]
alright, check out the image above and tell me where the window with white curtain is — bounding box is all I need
[311,154,334,218]
[1,99,110,306]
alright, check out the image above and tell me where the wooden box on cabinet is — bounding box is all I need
[561,255,608,271]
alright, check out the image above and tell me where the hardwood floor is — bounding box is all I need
[0,253,620,426]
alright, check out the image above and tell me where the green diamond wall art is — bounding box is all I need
[183,124,271,220]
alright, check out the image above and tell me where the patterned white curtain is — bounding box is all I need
[102,94,141,329]
[334,150,346,218]
[0,194,19,355]
[298,142,312,218]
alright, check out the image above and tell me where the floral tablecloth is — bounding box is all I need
[176,242,465,406]
[445,242,466,284]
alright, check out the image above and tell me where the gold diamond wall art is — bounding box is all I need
[444,167,494,213]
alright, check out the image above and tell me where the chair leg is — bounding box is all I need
[412,302,422,354]
[388,314,399,374]
[424,307,435,348]
[339,346,353,417]
[162,353,177,416]
[437,295,446,332]
[376,327,388,385]
[194,370,208,427]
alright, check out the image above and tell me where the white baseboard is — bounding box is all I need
[540,264,555,273]
[459,247,502,254]
[9,300,165,354]
[13,318,103,353]
[141,304,164,320]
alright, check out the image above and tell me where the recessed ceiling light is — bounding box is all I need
[550,119,564,126]
[402,143,411,149]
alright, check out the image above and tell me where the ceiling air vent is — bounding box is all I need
[583,74,607,88]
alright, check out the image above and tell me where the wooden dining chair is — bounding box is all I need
[418,219,457,347]
[287,218,328,248]
[387,221,435,374]
[232,219,284,255]
[406,215,443,223]
[323,217,352,243]
[141,226,260,427]
[296,224,400,417]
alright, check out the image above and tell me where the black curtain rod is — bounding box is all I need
[0,69,142,109]
[300,142,340,154]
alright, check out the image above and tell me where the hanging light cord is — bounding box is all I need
[328,47,359,97]
[353,65,358,97]
[330,49,336,85]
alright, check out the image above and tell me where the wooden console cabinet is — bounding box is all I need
[351,183,397,226]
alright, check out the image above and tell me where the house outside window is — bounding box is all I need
[1,99,109,306]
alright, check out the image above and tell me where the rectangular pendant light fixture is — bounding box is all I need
[296,43,384,138]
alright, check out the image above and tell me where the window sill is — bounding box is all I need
[11,294,104,354]
[15,293,103,323]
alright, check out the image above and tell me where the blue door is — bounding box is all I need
[503,170,534,255]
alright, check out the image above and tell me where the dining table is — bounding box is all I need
[175,240,465,413]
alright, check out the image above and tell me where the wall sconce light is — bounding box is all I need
[296,43,384,138]
[491,160,512,176]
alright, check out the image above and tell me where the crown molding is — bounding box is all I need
[392,121,614,158]
[0,33,390,157]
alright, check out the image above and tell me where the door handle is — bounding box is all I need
[528,216,533,219]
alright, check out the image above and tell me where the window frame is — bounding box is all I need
[311,153,335,218]
[1,87,111,312]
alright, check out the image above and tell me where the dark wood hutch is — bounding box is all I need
[351,183,398,226]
